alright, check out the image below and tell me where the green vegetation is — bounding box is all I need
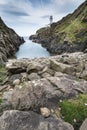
[61,94,87,129]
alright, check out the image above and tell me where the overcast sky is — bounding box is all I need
[0,0,85,36]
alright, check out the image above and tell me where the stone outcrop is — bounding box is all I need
[0,17,24,64]
[30,0,87,54]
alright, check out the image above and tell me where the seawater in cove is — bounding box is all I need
[16,37,50,59]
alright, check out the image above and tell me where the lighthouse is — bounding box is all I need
[49,15,53,26]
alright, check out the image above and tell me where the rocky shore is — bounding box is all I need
[0,17,24,64]
[0,52,87,130]
[29,0,87,54]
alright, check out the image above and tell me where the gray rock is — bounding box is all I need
[79,62,87,80]
[7,65,26,74]
[80,71,87,80]
[13,79,20,85]
[50,59,75,75]
[84,49,87,53]
[0,110,74,130]
[8,74,22,84]
[21,73,28,81]
[27,62,43,74]
[28,73,41,81]
[54,72,68,77]
[39,66,55,76]
[0,85,9,92]
[80,118,87,130]
[41,72,51,78]
[2,89,14,102]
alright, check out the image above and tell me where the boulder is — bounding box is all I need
[27,62,43,74]
[2,89,14,102]
[21,73,28,81]
[54,72,68,77]
[28,73,41,81]
[79,62,87,80]
[7,65,26,74]
[50,59,75,75]
[39,66,55,76]
[41,72,51,78]
[80,71,87,80]
[0,110,74,130]
[8,74,22,84]
[0,85,9,92]
[80,118,87,130]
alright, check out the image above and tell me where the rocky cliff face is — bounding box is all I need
[0,17,24,64]
[30,0,87,54]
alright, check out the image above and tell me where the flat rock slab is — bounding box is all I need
[0,110,74,130]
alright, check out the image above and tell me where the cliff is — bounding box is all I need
[30,0,87,54]
[0,17,24,64]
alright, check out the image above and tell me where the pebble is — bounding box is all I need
[13,79,20,86]
[40,107,50,118]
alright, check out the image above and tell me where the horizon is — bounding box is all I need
[0,0,85,36]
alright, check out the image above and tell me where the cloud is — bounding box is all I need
[6,11,29,16]
[0,0,85,36]
[0,0,7,5]
[50,0,85,13]
[41,15,50,19]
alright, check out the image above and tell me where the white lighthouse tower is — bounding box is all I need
[49,15,53,26]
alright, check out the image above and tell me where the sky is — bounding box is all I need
[0,0,85,36]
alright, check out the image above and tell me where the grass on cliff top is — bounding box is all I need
[55,18,87,43]
[61,94,87,129]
